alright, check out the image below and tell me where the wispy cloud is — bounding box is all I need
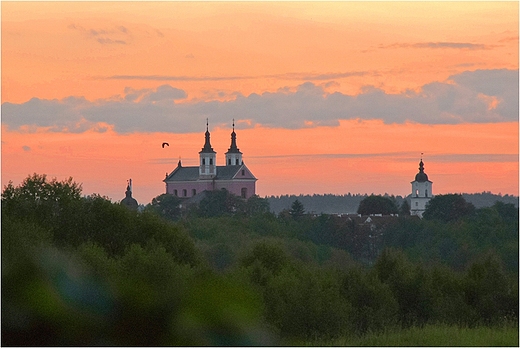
[106,71,369,82]
[108,75,253,82]
[68,23,130,45]
[380,42,493,50]
[499,36,519,43]
[150,152,518,165]
[430,154,518,163]
[249,152,518,163]
[2,69,518,134]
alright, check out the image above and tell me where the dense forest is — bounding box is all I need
[267,192,519,215]
[2,174,518,346]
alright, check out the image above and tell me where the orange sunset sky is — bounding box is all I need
[1,1,519,205]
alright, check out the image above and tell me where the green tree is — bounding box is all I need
[196,189,244,218]
[423,194,475,222]
[146,193,182,220]
[464,251,518,324]
[244,195,270,216]
[339,266,398,334]
[241,241,289,277]
[357,195,399,215]
[373,248,433,326]
[492,201,519,223]
[2,173,82,227]
[399,200,411,216]
[289,200,305,219]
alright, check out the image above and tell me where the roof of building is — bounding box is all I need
[165,164,256,182]
[414,159,430,182]
[121,183,138,210]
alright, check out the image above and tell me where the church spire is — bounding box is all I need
[225,119,243,166]
[199,119,217,178]
[227,119,240,153]
[414,156,428,182]
[201,118,215,153]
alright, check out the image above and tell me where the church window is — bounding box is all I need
[425,189,428,197]
[202,158,206,165]
[415,202,418,207]
[228,158,231,165]
[415,189,419,197]
[210,158,213,165]
[192,189,196,196]
[242,169,245,176]
[241,187,247,198]
[183,189,187,197]
[174,189,178,196]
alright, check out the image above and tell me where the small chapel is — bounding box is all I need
[164,121,257,199]
[410,157,433,217]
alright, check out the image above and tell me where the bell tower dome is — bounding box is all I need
[225,119,243,166]
[410,155,433,217]
[199,119,217,178]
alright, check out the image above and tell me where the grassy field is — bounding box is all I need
[319,324,519,346]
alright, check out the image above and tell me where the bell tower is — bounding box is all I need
[199,120,217,178]
[410,155,433,217]
[225,119,243,166]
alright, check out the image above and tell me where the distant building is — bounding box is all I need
[410,158,433,217]
[164,121,257,199]
[121,179,138,210]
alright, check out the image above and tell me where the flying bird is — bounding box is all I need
[162,142,169,148]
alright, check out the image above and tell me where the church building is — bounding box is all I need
[164,122,257,199]
[410,158,433,217]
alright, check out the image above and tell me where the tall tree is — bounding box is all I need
[289,199,305,219]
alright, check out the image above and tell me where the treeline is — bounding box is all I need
[267,192,518,214]
[2,174,518,346]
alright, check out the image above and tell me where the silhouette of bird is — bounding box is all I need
[162,142,169,148]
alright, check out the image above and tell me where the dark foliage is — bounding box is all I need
[357,194,399,215]
[399,200,411,215]
[2,174,518,346]
[289,199,305,219]
[189,189,270,218]
[146,193,182,220]
[423,194,476,222]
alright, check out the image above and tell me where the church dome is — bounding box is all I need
[414,160,429,182]
[121,183,138,210]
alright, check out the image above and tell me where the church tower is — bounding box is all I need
[410,157,433,217]
[225,120,243,166]
[121,179,138,210]
[199,120,217,178]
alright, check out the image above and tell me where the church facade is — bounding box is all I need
[410,158,433,218]
[164,123,257,199]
